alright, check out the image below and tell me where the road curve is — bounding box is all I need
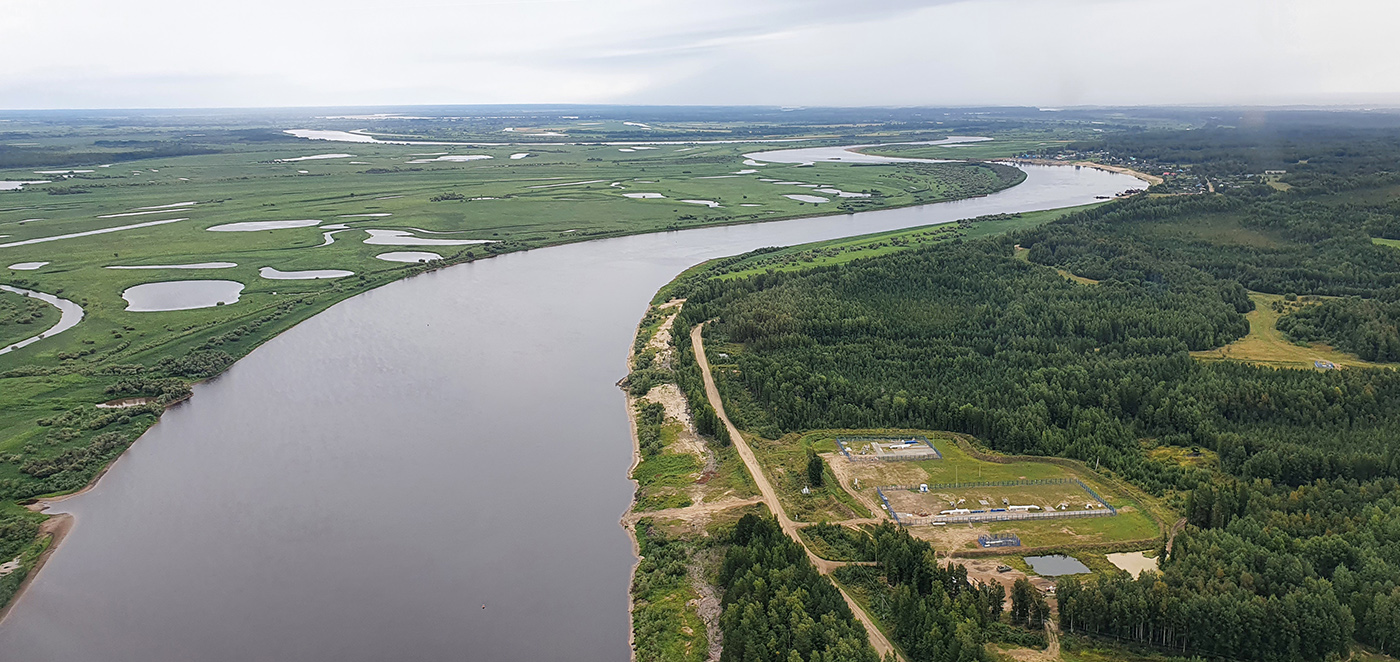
[691,323,901,661]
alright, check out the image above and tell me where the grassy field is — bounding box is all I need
[0,289,59,349]
[1373,237,1400,250]
[1191,291,1398,370]
[746,431,873,522]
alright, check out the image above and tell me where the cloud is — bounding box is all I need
[0,0,1396,109]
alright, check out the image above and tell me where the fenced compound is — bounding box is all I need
[978,533,1022,548]
[836,435,942,462]
[877,478,1118,527]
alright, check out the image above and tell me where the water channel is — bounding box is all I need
[0,163,1139,661]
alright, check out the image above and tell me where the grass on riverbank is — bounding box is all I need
[0,289,59,349]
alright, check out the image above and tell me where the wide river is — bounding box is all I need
[0,163,1138,661]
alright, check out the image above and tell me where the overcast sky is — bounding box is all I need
[1,0,1397,109]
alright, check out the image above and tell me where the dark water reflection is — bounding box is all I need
[0,165,1137,661]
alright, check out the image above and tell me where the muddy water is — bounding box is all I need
[0,164,1139,661]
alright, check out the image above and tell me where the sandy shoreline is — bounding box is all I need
[1003,158,1163,186]
[0,512,72,626]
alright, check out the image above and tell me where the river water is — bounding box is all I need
[0,164,1138,661]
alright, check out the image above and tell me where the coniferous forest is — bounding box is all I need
[676,141,1400,660]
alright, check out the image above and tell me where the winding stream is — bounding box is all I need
[0,285,84,356]
[0,163,1139,661]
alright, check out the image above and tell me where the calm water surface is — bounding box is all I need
[0,165,1137,661]
[1025,554,1092,576]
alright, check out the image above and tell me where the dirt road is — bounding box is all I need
[692,324,901,660]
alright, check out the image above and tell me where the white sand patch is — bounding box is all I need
[34,169,93,174]
[739,203,762,207]
[1106,552,1159,578]
[363,229,493,246]
[0,285,84,355]
[375,251,442,263]
[336,213,391,218]
[8,262,48,270]
[97,209,190,219]
[0,181,50,191]
[135,201,197,210]
[410,153,448,156]
[178,178,190,181]
[348,162,369,165]
[375,195,404,200]
[633,146,657,150]
[406,155,493,164]
[816,188,871,198]
[510,153,530,159]
[527,180,605,189]
[317,230,347,247]
[681,200,721,208]
[297,170,310,174]
[275,154,354,162]
[617,148,635,152]
[758,178,780,182]
[259,267,353,280]
[624,122,652,129]
[732,169,758,174]
[107,263,236,270]
[784,194,829,203]
[207,219,321,232]
[743,159,766,166]
[0,218,187,248]
[122,280,243,311]
[696,175,739,179]
[624,193,665,199]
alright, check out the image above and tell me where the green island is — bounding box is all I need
[621,116,1400,662]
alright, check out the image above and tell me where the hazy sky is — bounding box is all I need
[2,0,1397,109]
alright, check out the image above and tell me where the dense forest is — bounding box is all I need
[676,171,1400,659]
[1277,297,1400,362]
[718,515,881,662]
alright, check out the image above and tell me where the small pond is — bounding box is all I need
[207,219,322,232]
[122,280,244,311]
[1025,555,1091,576]
[376,251,442,263]
[259,267,353,280]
